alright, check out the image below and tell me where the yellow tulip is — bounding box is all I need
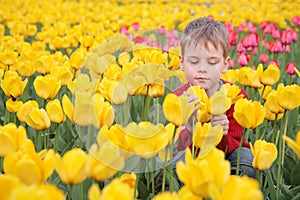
[86,53,115,76]
[118,51,131,66]
[152,192,180,200]
[4,140,58,185]
[221,83,244,104]
[69,50,85,70]
[119,173,136,190]
[93,93,114,128]
[16,100,39,123]
[178,186,203,200]
[148,83,165,98]
[85,143,125,181]
[186,86,211,123]
[0,174,22,200]
[9,184,65,200]
[176,148,230,198]
[259,85,273,100]
[238,67,263,89]
[283,130,300,159]
[0,50,18,66]
[221,69,239,84]
[81,35,94,50]
[233,98,266,129]
[250,140,278,170]
[62,94,75,123]
[33,75,61,100]
[50,65,73,86]
[97,78,128,104]
[88,179,134,200]
[6,98,23,113]
[209,88,231,115]
[1,70,28,98]
[220,176,263,200]
[34,55,54,75]
[25,108,51,130]
[277,83,300,110]
[163,93,195,127]
[46,99,66,123]
[144,48,167,64]
[193,122,223,158]
[56,148,87,185]
[264,90,285,114]
[73,91,98,127]
[264,108,284,121]
[17,60,35,77]
[0,123,27,157]
[124,122,174,158]
[257,63,280,86]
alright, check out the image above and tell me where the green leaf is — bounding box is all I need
[291,161,300,186]
[265,170,277,200]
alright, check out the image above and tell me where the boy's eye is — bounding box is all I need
[208,62,217,65]
[190,61,198,65]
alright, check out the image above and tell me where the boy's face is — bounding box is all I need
[180,41,229,96]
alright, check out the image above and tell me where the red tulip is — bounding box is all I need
[228,30,238,46]
[238,53,250,66]
[291,16,300,26]
[259,54,269,63]
[261,22,276,34]
[285,62,297,75]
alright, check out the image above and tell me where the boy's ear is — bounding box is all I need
[222,56,230,73]
[180,57,185,71]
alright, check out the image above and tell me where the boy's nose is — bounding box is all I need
[193,65,207,72]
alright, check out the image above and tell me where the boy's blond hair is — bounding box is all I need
[180,17,229,59]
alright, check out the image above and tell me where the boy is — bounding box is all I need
[172,17,256,179]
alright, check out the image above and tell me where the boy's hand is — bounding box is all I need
[212,114,229,135]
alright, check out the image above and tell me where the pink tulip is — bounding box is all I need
[270,41,283,53]
[247,22,257,33]
[132,22,140,30]
[285,45,290,53]
[133,36,144,43]
[237,42,246,53]
[285,62,297,75]
[281,29,293,45]
[242,33,259,48]
[291,16,300,26]
[259,54,269,63]
[158,25,166,35]
[238,53,250,66]
[269,60,279,67]
[229,58,235,68]
[119,25,129,34]
[271,27,280,39]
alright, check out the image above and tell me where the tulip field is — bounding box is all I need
[1,0,300,199]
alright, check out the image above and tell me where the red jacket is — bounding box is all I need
[172,80,250,157]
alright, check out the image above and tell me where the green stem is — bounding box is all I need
[80,182,83,200]
[271,115,278,144]
[156,98,159,124]
[43,130,47,149]
[142,86,150,121]
[67,184,73,200]
[276,110,288,198]
[161,147,168,192]
[134,173,139,200]
[168,125,178,192]
[259,120,269,140]
[151,157,156,195]
[37,130,42,151]
[236,128,245,176]
[54,123,59,151]
[0,157,3,173]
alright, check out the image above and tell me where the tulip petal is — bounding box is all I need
[15,158,42,185]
